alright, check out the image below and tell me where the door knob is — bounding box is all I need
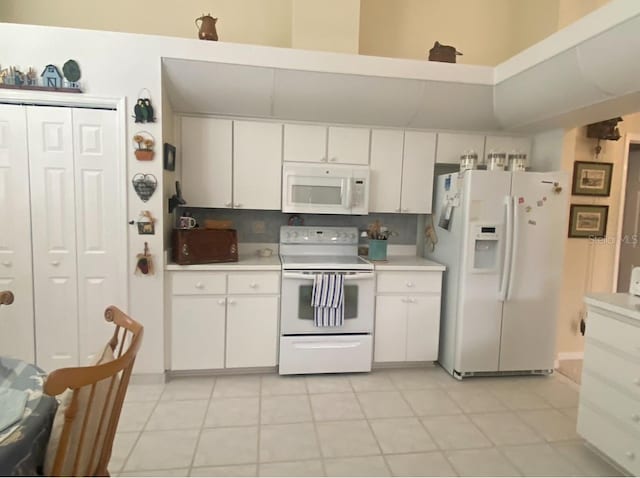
[249,282,258,288]
[1,261,11,267]
[228,298,236,305]
[406,282,414,288]
[195,282,204,289]
[51,260,60,266]
[217,299,226,305]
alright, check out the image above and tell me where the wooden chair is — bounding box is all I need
[43,306,144,476]
[0,290,14,306]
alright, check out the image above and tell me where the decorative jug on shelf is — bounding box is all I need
[195,14,218,41]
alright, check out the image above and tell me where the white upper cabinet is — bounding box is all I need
[233,120,282,210]
[436,132,485,164]
[181,117,232,208]
[283,123,327,163]
[370,129,436,214]
[283,123,370,164]
[484,135,531,162]
[327,126,370,165]
[401,131,436,214]
[369,129,404,213]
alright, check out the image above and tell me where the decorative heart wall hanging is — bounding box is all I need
[132,173,157,202]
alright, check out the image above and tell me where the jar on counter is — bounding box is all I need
[486,152,507,171]
[508,152,528,171]
[459,151,478,172]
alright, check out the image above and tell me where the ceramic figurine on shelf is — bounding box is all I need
[41,64,63,88]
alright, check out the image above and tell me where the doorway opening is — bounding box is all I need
[615,138,640,292]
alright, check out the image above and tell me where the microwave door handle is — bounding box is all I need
[345,177,354,208]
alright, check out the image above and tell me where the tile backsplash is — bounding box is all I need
[178,208,420,245]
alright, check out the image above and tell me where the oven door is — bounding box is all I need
[280,271,374,334]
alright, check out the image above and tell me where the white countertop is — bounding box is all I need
[585,293,640,322]
[368,255,446,271]
[166,255,281,271]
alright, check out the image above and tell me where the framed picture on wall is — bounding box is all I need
[163,143,176,172]
[571,161,613,196]
[568,204,609,238]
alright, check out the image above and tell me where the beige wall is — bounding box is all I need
[1,0,611,64]
[291,0,361,53]
[556,112,640,354]
[0,0,293,47]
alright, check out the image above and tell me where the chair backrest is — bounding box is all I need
[0,290,14,306]
[43,306,143,477]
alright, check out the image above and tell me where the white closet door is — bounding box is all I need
[27,106,79,372]
[0,105,35,362]
[73,108,123,364]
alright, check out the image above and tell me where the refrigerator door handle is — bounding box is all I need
[498,195,513,302]
[506,196,520,301]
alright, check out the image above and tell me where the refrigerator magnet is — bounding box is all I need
[537,200,544,207]
[528,220,537,226]
[518,197,525,204]
[525,206,532,213]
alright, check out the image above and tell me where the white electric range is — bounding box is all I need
[278,226,375,375]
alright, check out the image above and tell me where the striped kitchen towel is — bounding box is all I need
[311,273,345,327]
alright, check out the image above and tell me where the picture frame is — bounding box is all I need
[568,204,609,238]
[571,161,613,196]
[163,142,176,172]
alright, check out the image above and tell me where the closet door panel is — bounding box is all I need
[27,106,79,372]
[0,105,35,362]
[73,108,123,364]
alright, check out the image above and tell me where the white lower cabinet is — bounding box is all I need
[169,270,280,371]
[226,296,279,368]
[374,271,442,363]
[171,296,226,370]
[577,303,640,476]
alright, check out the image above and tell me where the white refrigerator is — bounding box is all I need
[427,170,569,378]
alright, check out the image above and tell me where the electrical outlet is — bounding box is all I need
[252,221,266,234]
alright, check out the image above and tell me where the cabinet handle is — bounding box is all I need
[631,413,640,423]
[633,378,640,386]
[406,281,414,288]
[1,261,11,267]
[409,297,416,303]
[224,201,232,207]
[320,157,328,162]
[195,282,204,289]
[329,157,338,162]
[217,299,226,305]
[249,282,258,288]
[625,451,636,460]
[234,203,242,208]
[228,298,236,305]
[395,208,401,213]
[402,208,410,213]
[51,260,60,266]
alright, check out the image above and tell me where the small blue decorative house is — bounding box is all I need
[40,64,63,88]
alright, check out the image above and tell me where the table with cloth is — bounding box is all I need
[0,357,57,476]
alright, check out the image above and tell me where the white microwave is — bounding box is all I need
[282,163,370,215]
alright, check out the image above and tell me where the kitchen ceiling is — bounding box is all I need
[163,1,640,133]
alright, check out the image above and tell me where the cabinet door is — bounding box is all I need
[401,131,436,213]
[73,108,125,365]
[171,296,226,370]
[283,123,326,163]
[0,105,35,363]
[327,126,370,165]
[369,129,403,213]
[181,117,232,207]
[226,296,279,368]
[374,296,407,362]
[233,120,282,210]
[484,135,531,163]
[406,295,441,361]
[436,132,485,164]
[27,106,79,372]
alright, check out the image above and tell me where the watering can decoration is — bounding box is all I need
[195,14,218,41]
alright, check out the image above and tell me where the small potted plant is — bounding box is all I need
[133,132,155,161]
[361,219,396,261]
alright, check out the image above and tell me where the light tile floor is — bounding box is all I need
[112,366,624,477]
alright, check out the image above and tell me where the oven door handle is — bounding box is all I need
[282,272,373,280]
